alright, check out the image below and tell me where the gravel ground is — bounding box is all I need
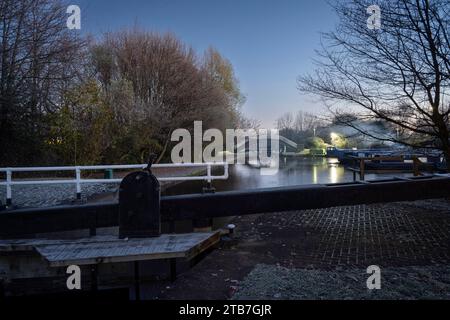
[233,264,450,300]
[0,183,120,208]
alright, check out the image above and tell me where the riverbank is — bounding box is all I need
[154,198,450,300]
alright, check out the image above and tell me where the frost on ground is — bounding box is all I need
[233,264,450,300]
[0,183,119,208]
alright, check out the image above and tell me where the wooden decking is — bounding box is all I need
[0,232,220,267]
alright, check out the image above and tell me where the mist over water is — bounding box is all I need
[163,157,409,195]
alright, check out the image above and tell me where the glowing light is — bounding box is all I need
[330,165,338,184]
[312,166,318,184]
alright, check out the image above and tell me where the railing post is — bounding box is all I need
[202,164,215,193]
[104,169,114,179]
[195,164,215,232]
[75,167,82,200]
[413,157,421,176]
[6,169,12,206]
[359,158,365,181]
[207,164,212,183]
[224,162,229,179]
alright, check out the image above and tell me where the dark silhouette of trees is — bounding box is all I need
[0,0,83,165]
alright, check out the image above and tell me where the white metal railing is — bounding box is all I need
[0,162,229,205]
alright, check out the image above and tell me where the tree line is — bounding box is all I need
[0,0,247,166]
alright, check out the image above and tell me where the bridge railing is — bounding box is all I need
[0,162,229,205]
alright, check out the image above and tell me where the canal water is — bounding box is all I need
[163,157,409,196]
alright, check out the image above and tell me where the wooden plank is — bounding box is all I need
[185,231,221,260]
[0,236,123,252]
[393,176,413,181]
[345,167,416,174]
[33,232,220,267]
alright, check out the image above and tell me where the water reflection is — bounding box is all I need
[329,164,339,184]
[164,157,407,196]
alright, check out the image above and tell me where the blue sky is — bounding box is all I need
[76,0,338,128]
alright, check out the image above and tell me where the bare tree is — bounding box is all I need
[92,29,238,162]
[201,46,244,131]
[276,112,294,130]
[298,0,450,169]
[294,111,305,132]
[237,112,261,130]
[294,111,324,132]
[278,110,324,132]
[0,0,83,165]
[202,46,245,111]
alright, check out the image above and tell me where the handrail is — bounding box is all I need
[347,156,422,181]
[0,162,229,205]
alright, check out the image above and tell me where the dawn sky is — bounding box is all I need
[76,0,339,128]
